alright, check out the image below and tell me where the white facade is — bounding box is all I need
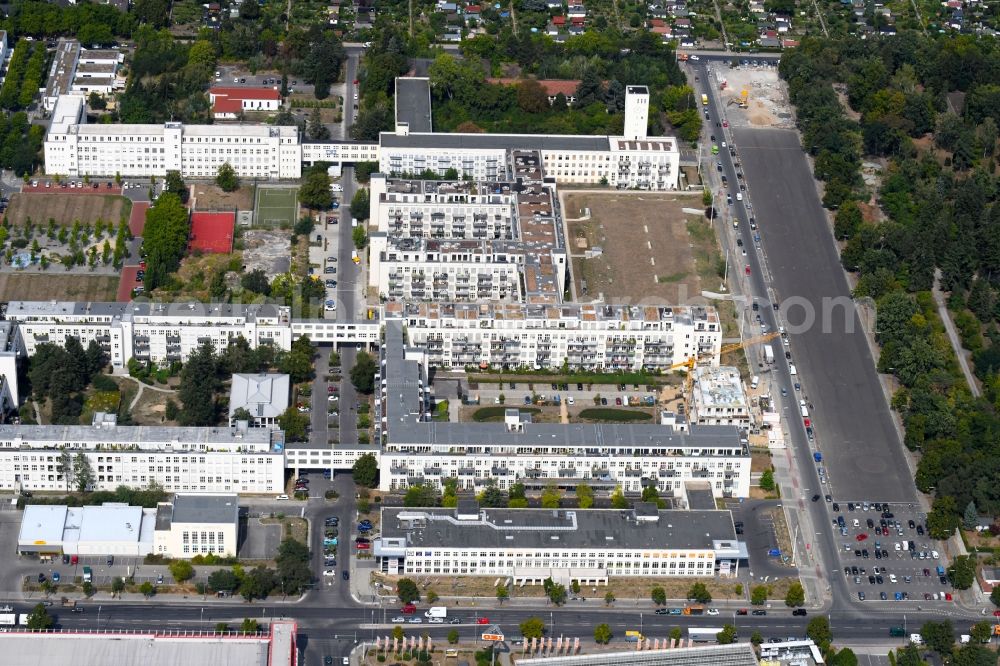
[302,141,379,166]
[386,301,722,372]
[623,85,650,140]
[691,365,753,431]
[375,507,740,582]
[17,503,156,557]
[152,494,239,559]
[70,48,124,96]
[44,118,302,180]
[0,416,284,494]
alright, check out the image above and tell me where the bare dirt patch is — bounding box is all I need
[0,273,118,302]
[189,183,255,212]
[5,193,130,226]
[242,230,293,277]
[715,65,793,129]
[564,192,714,305]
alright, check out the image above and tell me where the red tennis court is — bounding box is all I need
[189,212,235,254]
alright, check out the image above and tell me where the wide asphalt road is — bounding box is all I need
[730,127,914,503]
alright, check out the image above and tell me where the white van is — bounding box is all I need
[750,375,760,390]
[789,364,797,375]
[800,406,809,419]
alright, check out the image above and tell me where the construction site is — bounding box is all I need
[711,63,794,129]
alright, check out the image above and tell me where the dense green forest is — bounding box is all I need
[781,34,1000,529]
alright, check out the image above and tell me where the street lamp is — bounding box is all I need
[200,607,204,632]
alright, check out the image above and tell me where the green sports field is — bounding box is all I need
[254,186,298,226]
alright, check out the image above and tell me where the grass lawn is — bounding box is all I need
[81,390,121,423]
[472,406,540,422]
[577,408,652,422]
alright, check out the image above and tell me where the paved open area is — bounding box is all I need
[731,127,914,503]
[564,192,716,304]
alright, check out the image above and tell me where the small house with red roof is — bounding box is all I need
[209,87,282,119]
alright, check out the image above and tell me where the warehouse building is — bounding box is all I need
[0,621,297,666]
[17,494,240,559]
[373,503,746,583]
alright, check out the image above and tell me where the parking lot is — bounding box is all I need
[826,499,951,605]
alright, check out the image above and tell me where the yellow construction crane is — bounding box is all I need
[667,332,781,408]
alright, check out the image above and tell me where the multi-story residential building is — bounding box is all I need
[378,84,679,190]
[386,302,722,372]
[367,152,567,306]
[44,95,302,179]
[373,503,746,582]
[0,413,284,494]
[375,321,747,497]
[7,301,296,369]
[690,365,753,431]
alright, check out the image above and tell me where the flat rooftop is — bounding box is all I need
[380,507,737,551]
[0,632,272,666]
[0,422,274,448]
[380,131,610,152]
[170,494,240,525]
[395,77,432,133]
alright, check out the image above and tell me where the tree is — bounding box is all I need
[352,453,378,487]
[963,500,979,530]
[540,483,560,508]
[575,482,594,509]
[299,170,333,210]
[208,569,240,593]
[954,644,998,666]
[927,495,961,538]
[277,406,310,442]
[403,483,439,507]
[496,585,509,604]
[478,481,506,508]
[517,79,550,113]
[169,559,195,582]
[239,566,275,602]
[604,590,615,605]
[215,162,239,192]
[350,351,377,394]
[669,627,683,641]
[970,621,993,644]
[178,343,219,426]
[716,624,738,644]
[111,577,125,597]
[139,581,156,597]
[784,581,805,607]
[307,107,331,141]
[275,538,312,595]
[594,623,612,644]
[919,620,955,655]
[142,193,191,291]
[241,268,271,296]
[164,170,188,203]
[350,188,370,221]
[73,453,94,492]
[687,582,712,603]
[828,648,859,666]
[651,586,667,605]
[610,486,629,509]
[948,555,976,590]
[991,586,1000,607]
[396,578,420,604]
[806,616,833,652]
[352,224,368,250]
[392,625,405,642]
[240,618,260,634]
[759,468,776,492]
[542,577,566,605]
[25,603,53,630]
[519,617,545,639]
[750,630,763,645]
[447,629,460,644]
[750,584,768,605]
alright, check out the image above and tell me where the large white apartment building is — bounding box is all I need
[44,95,302,180]
[0,414,284,494]
[378,84,678,190]
[368,152,568,306]
[7,301,296,369]
[387,301,722,372]
[374,504,746,583]
[375,322,747,498]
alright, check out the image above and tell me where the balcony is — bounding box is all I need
[424,466,443,476]
[390,466,409,475]
[458,468,476,476]
[491,466,511,476]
